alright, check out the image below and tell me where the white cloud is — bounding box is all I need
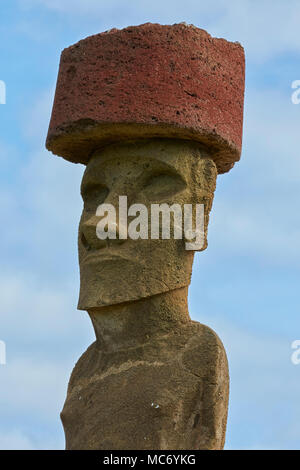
[0,429,62,450]
[0,358,68,418]
[206,86,300,266]
[23,87,55,142]
[0,430,36,450]
[0,273,89,339]
[0,356,70,449]
[192,312,300,449]
[18,0,300,61]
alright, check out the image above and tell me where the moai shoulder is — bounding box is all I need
[62,319,228,450]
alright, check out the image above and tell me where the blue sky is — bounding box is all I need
[1,0,300,450]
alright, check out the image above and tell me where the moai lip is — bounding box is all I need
[46,23,245,450]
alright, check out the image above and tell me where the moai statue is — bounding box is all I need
[46,23,245,450]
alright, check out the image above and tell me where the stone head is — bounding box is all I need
[45,24,245,311]
[78,139,217,310]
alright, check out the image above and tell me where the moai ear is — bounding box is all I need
[184,157,218,252]
[193,157,218,196]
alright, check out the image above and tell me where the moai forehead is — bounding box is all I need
[46,23,245,174]
[81,139,217,200]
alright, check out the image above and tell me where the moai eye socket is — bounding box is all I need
[141,172,187,200]
[81,184,109,213]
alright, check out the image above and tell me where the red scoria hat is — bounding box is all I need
[46,22,245,174]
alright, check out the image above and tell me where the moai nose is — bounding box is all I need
[81,213,127,250]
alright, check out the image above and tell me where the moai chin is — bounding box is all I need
[46,23,245,450]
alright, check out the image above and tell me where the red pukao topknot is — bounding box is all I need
[46,22,245,174]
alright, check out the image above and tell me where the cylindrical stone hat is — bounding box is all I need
[46,23,245,174]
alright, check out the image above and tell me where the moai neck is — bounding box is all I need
[88,287,191,353]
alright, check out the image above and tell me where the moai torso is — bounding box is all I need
[62,319,228,450]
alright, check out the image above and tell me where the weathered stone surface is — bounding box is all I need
[62,289,229,450]
[46,23,245,174]
[59,139,229,449]
[45,22,246,451]
[78,140,216,310]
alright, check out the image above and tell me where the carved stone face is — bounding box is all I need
[77,139,217,310]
